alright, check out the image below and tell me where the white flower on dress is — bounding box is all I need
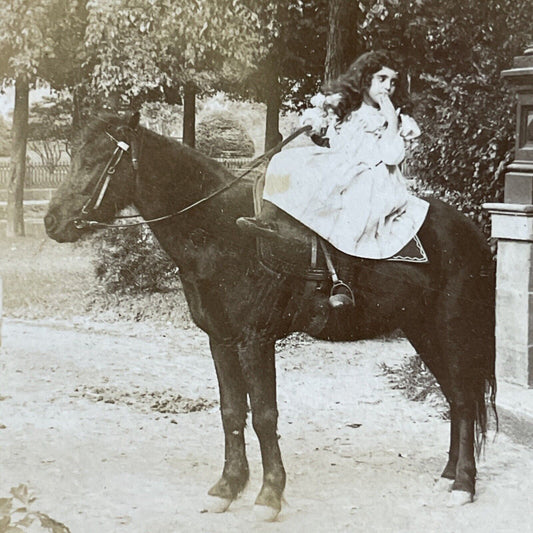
[309,93,326,108]
[300,106,327,133]
[300,92,340,134]
[324,92,343,109]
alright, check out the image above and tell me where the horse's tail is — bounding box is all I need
[474,370,497,457]
[473,259,498,456]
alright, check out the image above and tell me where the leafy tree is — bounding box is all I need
[324,0,361,81]
[280,0,330,106]
[238,0,329,149]
[28,96,72,144]
[85,0,270,147]
[28,95,72,167]
[37,0,90,134]
[0,0,41,236]
[0,0,88,236]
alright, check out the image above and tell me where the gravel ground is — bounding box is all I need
[0,317,532,533]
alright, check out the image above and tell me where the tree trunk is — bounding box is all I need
[72,85,83,137]
[182,83,196,147]
[6,76,29,237]
[324,0,361,82]
[264,54,282,152]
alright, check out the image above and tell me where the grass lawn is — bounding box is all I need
[0,234,193,327]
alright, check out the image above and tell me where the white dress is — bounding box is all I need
[262,102,429,259]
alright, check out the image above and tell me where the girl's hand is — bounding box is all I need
[378,94,399,131]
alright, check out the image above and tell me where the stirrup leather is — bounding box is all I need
[318,238,355,308]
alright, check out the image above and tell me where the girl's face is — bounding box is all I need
[363,66,398,107]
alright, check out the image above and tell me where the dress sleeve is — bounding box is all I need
[399,114,421,141]
[328,109,416,168]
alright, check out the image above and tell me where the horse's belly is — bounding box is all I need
[304,308,401,342]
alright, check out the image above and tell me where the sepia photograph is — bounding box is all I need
[0,1,532,531]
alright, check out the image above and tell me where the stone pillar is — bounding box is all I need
[485,205,533,387]
[0,276,2,348]
[485,43,533,388]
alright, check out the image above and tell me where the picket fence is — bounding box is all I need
[0,158,261,190]
[0,163,70,188]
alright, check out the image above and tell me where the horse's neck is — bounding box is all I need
[141,132,218,196]
[132,131,253,263]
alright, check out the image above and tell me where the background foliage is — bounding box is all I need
[0,116,10,157]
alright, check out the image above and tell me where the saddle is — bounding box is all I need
[252,174,428,283]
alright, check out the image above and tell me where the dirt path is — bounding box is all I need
[1,318,532,533]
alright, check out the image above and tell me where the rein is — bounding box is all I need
[74,124,312,230]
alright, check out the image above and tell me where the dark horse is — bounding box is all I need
[44,112,496,519]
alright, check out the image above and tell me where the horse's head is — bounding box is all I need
[44,112,140,242]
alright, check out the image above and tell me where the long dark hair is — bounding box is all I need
[323,50,412,121]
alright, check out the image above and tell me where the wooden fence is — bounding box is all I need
[0,163,70,188]
[0,158,261,189]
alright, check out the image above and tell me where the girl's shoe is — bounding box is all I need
[329,281,355,309]
[236,216,278,239]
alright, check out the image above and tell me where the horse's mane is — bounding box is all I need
[76,112,238,190]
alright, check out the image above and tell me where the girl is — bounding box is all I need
[237,50,429,260]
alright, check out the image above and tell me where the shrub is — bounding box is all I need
[91,223,179,295]
[196,110,255,158]
[409,72,514,238]
[380,356,449,419]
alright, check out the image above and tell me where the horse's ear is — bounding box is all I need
[128,111,140,130]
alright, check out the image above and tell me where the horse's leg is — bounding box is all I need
[403,323,457,490]
[447,401,476,505]
[440,316,479,505]
[441,263,494,506]
[237,338,285,521]
[207,338,249,511]
[421,357,460,486]
[421,358,461,489]
[441,409,460,481]
[411,290,482,504]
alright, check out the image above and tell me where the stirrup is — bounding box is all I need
[318,238,355,309]
[329,280,355,309]
[236,216,278,239]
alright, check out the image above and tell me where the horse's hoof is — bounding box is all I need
[204,496,232,513]
[253,503,280,522]
[433,477,453,493]
[447,490,473,507]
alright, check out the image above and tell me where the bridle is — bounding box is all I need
[74,128,141,229]
[73,124,311,230]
